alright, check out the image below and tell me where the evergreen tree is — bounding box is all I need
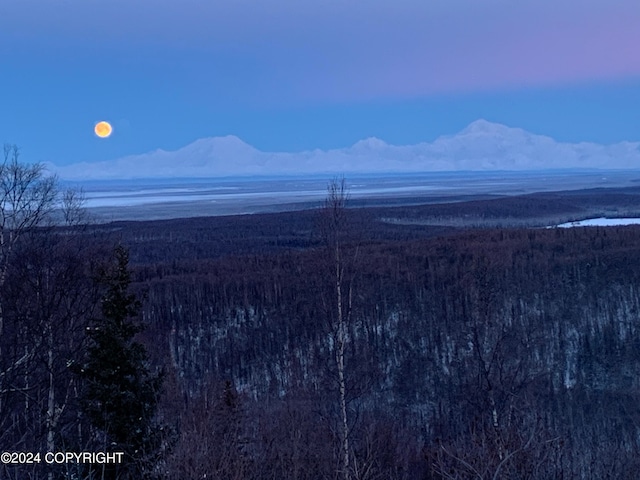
[76,245,164,479]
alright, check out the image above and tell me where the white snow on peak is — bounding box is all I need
[459,119,513,136]
[181,135,258,156]
[51,120,640,180]
[350,137,389,151]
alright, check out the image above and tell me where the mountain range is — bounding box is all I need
[51,119,640,180]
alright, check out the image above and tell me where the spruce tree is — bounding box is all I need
[76,245,164,479]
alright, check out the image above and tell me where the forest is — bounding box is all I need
[3,149,640,479]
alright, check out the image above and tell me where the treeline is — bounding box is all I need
[106,185,640,265]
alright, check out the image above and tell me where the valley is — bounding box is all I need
[4,179,640,479]
[114,183,640,478]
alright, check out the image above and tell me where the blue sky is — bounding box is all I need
[1,0,639,169]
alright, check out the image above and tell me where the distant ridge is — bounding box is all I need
[51,120,640,180]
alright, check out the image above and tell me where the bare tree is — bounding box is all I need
[165,379,252,479]
[0,145,58,423]
[61,187,89,226]
[318,177,359,480]
[426,255,561,479]
[0,144,57,284]
[0,144,97,479]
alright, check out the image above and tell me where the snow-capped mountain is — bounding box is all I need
[51,120,640,180]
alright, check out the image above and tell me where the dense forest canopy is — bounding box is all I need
[2,161,640,478]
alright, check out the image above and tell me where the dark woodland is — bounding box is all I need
[3,156,640,479]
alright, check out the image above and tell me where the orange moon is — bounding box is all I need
[94,121,113,138]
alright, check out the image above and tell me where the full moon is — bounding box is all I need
[94,121,113,138]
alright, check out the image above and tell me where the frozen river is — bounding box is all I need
[553,218,640,228]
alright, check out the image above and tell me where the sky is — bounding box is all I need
[1,0,640,172]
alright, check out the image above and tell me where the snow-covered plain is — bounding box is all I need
[69,171,627,209]
[64,169,640,222]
